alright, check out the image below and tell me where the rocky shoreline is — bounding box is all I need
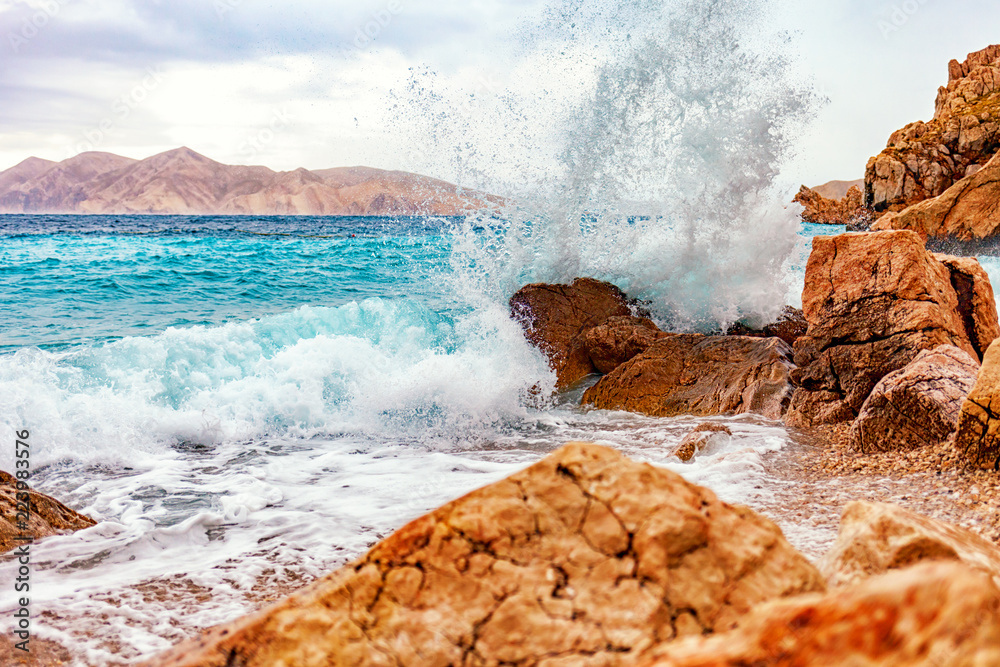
[8,42,1000,667]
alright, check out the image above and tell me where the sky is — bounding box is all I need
[1,0,998,191]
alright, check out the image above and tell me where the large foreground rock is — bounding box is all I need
[510,278,633,388]
[145,443,824,667]
[873,152,1000,239]
[640,562,1000,667]
[865,44,1000,215]
[954,337,1000,469]
[849,345,979,453]
[820,502,1000,588]
[0,471,96,554]
[787,230,998,427]
[582,335,795,420]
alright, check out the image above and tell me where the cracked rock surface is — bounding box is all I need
[849,345,979,453]
[639,562,1000,667]
[581,335,795,420]
[786,231,998,428]
[955,337,1000,469]
[143,443,824,667]
[819,501,1000,589]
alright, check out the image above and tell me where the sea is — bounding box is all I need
[1,213,995,663]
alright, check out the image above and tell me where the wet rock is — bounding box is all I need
[793,184,870,226]
[865,44,1000,215]
[0,470,96,555]
[819,502,1000,588]
[582,335,795,420]
[144,443,824,667]
[726,306,808,348]
[850,346,979,453]
[640,562,1000,667]
[786,231,997,428]
[873,152,1000,239]
[674,424,733,462]
[954,338,1000,469]
[584,315,671,374]
[510,278,632,388]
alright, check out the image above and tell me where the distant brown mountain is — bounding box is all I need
[0,148,504,216]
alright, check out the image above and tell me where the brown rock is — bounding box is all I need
[584,316,671,374]
[144,443,824,667]
[582,335,795,420]
[726,306,808,348]
[510,278,633,388]
[849,345,979,453]
[0,471,96,555]
[865,44,1000,215]
[674,424,733,462]
[819,502,1000,589]
[954,337,1000,469]
[873,152,1000,239]
[786,231,997,428]
[639,562,1000,667]
[793,184,870,227]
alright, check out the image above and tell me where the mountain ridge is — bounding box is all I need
[0,148,503,216]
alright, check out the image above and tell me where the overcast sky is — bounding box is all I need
[1,0,998,191]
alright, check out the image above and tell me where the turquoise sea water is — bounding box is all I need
[2,214,997,663]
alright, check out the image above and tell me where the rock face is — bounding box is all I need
[849,346,979,453]
[674,424,733,463]
[865,44,1000,215]
[726,306,808,348]
[639,562,1000,667]
[786,231,998,428]
[793,184,869,226]
[584,316,671,374]
[819,502,1000,589]
[582,335,795,420]
[510,279,633,388]
[0,471,96,554]
[872,152,1000,239]
[145,443,824,667]
[0,148,503,216]
[954,338,1000,469]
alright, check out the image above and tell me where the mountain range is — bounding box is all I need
[0,147,503,216]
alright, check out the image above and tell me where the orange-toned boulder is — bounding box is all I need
[793,184,869,227]
[819,502,1000,589]
[584,315,671,374]
[0,471,95,554]
[674,424,733,462]
[953,337,1000,469]
[873,152,1000,239]
[786,231,998,428]
[510,278,632,388]
[639,562,1000,667]
[144,443,824,667]
[849,345,979,453]
[582,335,795,420]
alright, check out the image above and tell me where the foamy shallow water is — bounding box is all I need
[1,407,798,664]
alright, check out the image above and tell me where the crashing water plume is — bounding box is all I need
[394,0,821,331]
